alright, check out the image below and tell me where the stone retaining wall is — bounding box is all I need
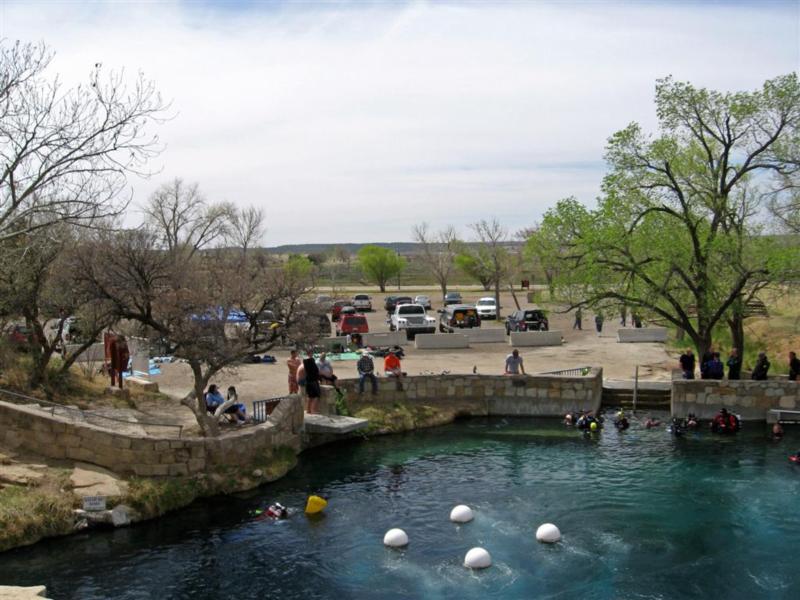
[0,397,304,477]
[671,378,800,420]
[332,369,603,417]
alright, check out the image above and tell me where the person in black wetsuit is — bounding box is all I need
[788,351,800,381]
[679,349,696,379]
[727,348,741,380]
[303,349,321,414]
[751,352,770,381]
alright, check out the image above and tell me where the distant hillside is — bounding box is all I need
[265,241,523,255]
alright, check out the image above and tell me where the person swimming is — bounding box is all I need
[711,408,740,434]
[645,416,661,429]
[772,422,784,439]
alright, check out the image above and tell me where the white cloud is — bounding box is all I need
[3,0,798,244]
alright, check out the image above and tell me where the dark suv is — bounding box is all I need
[439,304,481,333]
[385,296,412,313]
[443,291,463,306]
[505,309,549,334]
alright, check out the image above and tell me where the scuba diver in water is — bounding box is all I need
[668,417,685,436]
[254,502,289,520]
[685,414,699,430]
[614,410,630,431]
[772,422,784,440]
[577,411,601,431]
[710,408,740,434]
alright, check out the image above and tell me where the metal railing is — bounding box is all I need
[0,387,184,437]
[252,397,288,423]
[538,366,593,377]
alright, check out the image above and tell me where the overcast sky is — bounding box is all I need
[4,0,799,245]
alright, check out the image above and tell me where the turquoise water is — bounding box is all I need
[1,417,799,599]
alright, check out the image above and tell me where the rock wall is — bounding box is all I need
[332,369,603,417]
[671,378,800,420]
[0,397,304,477]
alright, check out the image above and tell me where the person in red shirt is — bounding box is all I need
[384,349,404,390]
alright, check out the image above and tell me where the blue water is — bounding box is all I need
[1,417,799,599]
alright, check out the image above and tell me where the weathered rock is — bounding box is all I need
[252,469,263,478]
[70,462,128,497]
[0,464,46,486]
[111,504,135,527]
[0,586,51,599]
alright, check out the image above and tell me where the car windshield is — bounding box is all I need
[345,316,367,325]
[398,305,425,315]
[354,295,369,300]
[524,311,543,320]
[446,293,461,298]
[396,297,412,304]
[477,299,495,306]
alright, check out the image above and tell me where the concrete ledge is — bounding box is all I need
[304,414,369,434]
[415,333,470,349]
[467,328,506,343]
[617,328,668,343]
[509,331,563,347]
[125,376,159,393]
[321,336,348,350]
[363,331,407,346]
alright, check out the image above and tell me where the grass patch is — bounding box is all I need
[123,477,203,519]
[354,402,446,434]
[0,472,75,553]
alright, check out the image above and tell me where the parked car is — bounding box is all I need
[331,300,354,322]
[414,295,432,310]
[352,294,372,312]
[438,304,481,333]
[335,313,369,337]
[384,295,399,312]
[315,294,333,309]
[475,297,498,320]
[5,324,32,350]
[394,296,413,307]
[388,303,437,339]
[444,291,463,305]
[505,309,549,333]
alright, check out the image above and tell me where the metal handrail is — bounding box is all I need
[0,387,184,437]
[538,366,593,377]
[252,396,288,423]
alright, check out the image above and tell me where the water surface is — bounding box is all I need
[1,417,799,599]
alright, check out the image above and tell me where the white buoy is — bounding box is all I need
[536,523,561,543]
[383,528,409,548]
[464,547,492,569]
[450,504,474,523]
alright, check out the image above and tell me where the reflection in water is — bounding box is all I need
[0,417,799,600]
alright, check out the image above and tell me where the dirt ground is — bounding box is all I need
[151,289,675,419]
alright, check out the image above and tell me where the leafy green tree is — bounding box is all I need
[454,249,494,291]
[538,74,800,358]
[356,245,406,292]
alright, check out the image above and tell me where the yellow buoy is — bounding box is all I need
[305,495,328,514]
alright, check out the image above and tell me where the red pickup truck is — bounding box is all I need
[335,313,369,337]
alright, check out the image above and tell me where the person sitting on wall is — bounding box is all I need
[317,352,340,391]
[204,384,247,424]
[384,349,404,391]
[711,408,740,434]
[357,353,378,394]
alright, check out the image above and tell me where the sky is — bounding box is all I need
[3,0,799,246]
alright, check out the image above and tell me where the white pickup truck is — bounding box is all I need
[388,303,437,339]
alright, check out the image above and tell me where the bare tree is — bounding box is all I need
[471,219,510,320]
[0,40,167,244]
[142,179,233,259]
[412,223,460,299]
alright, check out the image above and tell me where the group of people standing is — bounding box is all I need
[286,347,406,411]
[573,308,643,333]
[679,347,800,381]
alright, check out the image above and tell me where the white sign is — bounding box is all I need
[82,496,107,512]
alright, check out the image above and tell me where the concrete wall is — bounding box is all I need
[415,333,470,349]
[617,328,668,343]
[0,397,304,477]
[362,331,407,346]
[672,378,800,421]
[466,328,506,343]
[509,331,563,347]
[334,369,603,417]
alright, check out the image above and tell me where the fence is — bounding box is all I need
[252,397,288,423]
[0,387,184,437]
[538,366,592,377]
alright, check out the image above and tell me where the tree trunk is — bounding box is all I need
[181,361,220,437]
[378,278,386,292]
[494,279,501,321]
[727,315,745,359]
